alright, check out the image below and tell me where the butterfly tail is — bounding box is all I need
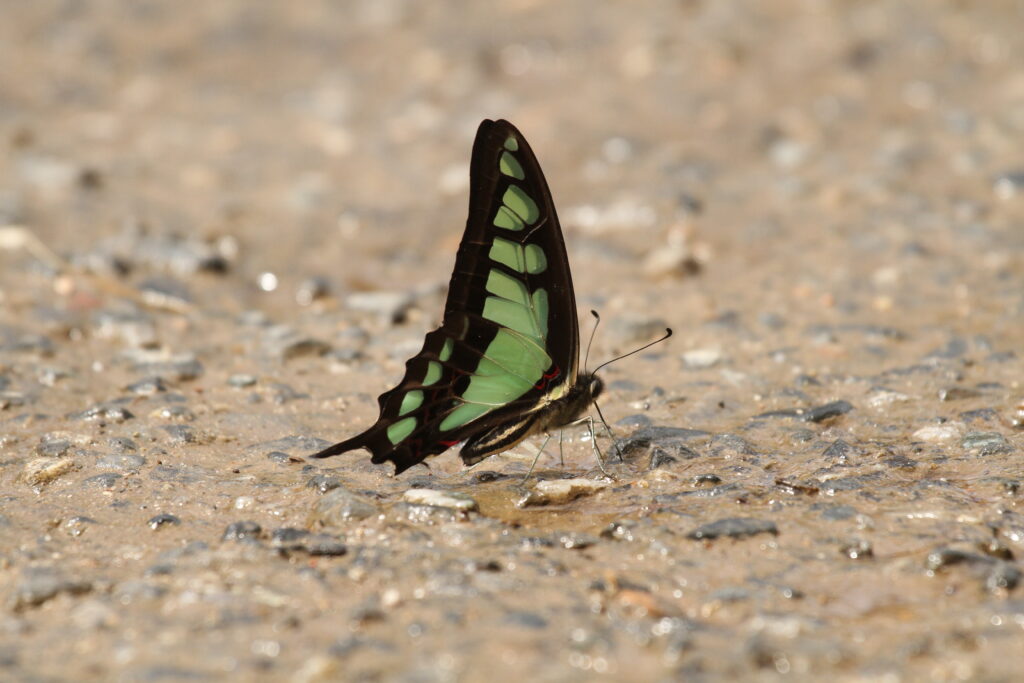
[311,428,426,475]
[310,429,377,460]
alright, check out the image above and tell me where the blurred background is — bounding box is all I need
[2,0,1021,329]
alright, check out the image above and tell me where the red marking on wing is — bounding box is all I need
[439,439,459,448]
[533,366,561,390]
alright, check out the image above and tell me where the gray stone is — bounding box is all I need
[687,517,778,540]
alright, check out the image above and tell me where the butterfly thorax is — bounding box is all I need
[533,372,604,433]
[456,371,603,466]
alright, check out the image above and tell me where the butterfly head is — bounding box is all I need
[585,373,604,401]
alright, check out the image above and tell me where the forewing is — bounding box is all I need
[313,119,580,473]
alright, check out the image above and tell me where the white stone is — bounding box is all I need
[912,425,961,442]
[682,348,722,369]
[403,488,478,512]
[526,478,611,505]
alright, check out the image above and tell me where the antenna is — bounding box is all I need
[583,310,601,372]
[591,327,673,376]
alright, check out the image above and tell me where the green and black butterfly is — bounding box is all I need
[313,119,606,474]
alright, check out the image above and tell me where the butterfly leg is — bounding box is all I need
[593,400,622,462]
[558,429,565,468]
[523,433,553,484]
[584,415,611,477]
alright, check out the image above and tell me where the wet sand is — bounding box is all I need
[2,1,1023,680]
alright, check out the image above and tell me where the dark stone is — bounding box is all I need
[131,356,204,382]
[247,435,332,455]
[822,439,859,463]
[126,376,167,395]
[268,383,310,405]
[270,527,346,556]
[504,611,549,629]
[304,535,347,557]
[37,438,71,457]
[708,434,757,456]
[686,517,778,540]
[307,474,344,493]
[138,276,193,305]
[882,454,918,469]
[840,539,874,559]
[615,426,710,461]
[149,464,206,484]
[0,328,54,355]
[154,405,195,421]
[817,471,885,493]
[986,562,1022,593]
[267,451,298,465]
[148,513,182,530]
[962,431,1013,455]
[70,403,134,423]
[161,425,196,444]
[803,400,853,423]
[296,276,332,305]
[271,527,310,546]
[815,504,858,521]
[692,473,723,487]
[616,414,653,428]
[82,473,122,489]
[261,325,331,361]
[752,409,801,419]
[10,567,92,610]
[555,532,598,550]
[658,483,747,502]
[926,337,968,359]
[925,547,992,572]
[649,449,680,469]
[939,387,981,401]
[469,471,512,484]
[107,437,138,452]
[222,521,262,542]
[958,409,999,423]
[393,502,467,525]
[227,374,258,388]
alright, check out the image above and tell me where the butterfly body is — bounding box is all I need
[314,119,597,475]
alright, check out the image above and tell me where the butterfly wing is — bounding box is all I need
[313,119,580,474]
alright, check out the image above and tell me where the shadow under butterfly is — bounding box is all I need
[313,119,669,475]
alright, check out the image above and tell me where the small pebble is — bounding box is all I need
[222,521,262,542]
[312,487,379,525]
[913,424,961,442]
[803,400,853,423]
[403,488,479,512]
[682,348,722,369]
[162,425,197,444]
[23,457,77,485]
[840,539,874,560]
[126,376,167,395]
[961,431,1012,455]
[81,473,122,489]
[686,517,779,541]
[10,567,92,610]
[518,478,610,507]
[148,513,182,530]
[228,374,258,388]
[346,291,415,324]
[296,276,331,306]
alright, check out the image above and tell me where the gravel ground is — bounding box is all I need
[2,1,1024,680]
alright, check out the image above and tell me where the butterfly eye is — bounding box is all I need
[589,376,604,399]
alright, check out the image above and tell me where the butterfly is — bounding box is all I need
[313,119,605,474]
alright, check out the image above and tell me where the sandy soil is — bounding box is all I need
[2,1,1024,680]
